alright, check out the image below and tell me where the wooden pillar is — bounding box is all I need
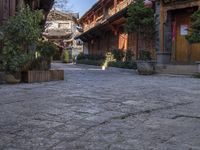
[93,12,96,24]
[159,1,164,52]
[114,0,117,13]
[103,5,106,18]
[10,0,16,16]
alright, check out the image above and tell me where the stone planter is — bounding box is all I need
[136,60,156,75]
[0,71,5,84]
[196,61,200,73]
[156,52,171,64]
[5,72,21,84]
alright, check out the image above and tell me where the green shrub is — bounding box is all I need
[37,41,57,58]
[193,73,200,78]
[77,59,104,66]
[124,61,137,69]
[77,53,105,61]
[111,49,125,61]
[53,50,61,60]
[1,6,44,72]
[77,53,87,60]
[108,61,137,69]
[2,42,30,73]
[139,50,151,61]
[63,50,70,63]
[88,55,105,60]
[187,10,200,43]
[125,49,134,62]
[2,6,43,51]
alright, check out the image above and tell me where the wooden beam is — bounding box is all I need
[114,0,117,13]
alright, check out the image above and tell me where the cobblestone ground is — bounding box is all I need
[0,63,200,150]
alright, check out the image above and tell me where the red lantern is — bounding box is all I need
[144,0,153,8]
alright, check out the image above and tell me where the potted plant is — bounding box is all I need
[125,0,156,74]
[136,49,155,75]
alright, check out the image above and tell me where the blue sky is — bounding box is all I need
[55,0,96,17]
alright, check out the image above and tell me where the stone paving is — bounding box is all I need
[0,63,200,150]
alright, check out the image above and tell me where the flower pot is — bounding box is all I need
[136,60,155,75]
[5,72,21,84]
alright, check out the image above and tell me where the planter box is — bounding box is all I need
[50,70,64,81]
[22,71,50,83]
[22,70,64,83]
[156,52,171,64]
[0,71,5,84]
[137,60,156,75]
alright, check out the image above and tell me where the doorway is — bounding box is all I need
[171,7,198,64]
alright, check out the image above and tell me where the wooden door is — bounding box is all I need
[175,12,191,63]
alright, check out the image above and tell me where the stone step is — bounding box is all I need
[156,64,198,75]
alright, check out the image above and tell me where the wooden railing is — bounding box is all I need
[83,0,133,32]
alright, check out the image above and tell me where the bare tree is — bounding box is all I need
[54,0,70,12]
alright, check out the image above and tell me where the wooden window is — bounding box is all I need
[97,8,103,18]
[58,23,69,29]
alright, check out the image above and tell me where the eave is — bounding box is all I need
[76,8,127,41]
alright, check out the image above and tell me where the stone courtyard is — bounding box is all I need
[0,63,200,150]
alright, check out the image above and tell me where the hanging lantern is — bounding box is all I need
[144,0,153,8]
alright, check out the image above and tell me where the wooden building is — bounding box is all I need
[77,0,155,57]
[0,0,54,25]
[0,0,54,49]
[43,10,83,60]
[156,0,200,64]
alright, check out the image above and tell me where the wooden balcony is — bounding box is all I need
[82,0,133,32]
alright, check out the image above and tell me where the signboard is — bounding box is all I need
[180,25,188,36]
